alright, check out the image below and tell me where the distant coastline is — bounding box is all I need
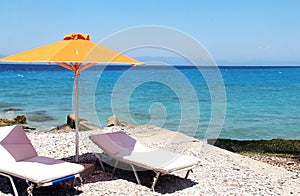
[1,63,300,71]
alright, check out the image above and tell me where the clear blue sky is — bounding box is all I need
[1,0,300,65]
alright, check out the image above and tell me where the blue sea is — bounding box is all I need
[0,63,299,140]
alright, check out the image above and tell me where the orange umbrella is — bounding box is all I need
[0,33,143,162]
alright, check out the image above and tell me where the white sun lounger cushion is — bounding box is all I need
[118,149,200,174]
[90,131,200,174]
[0,125,85,184]
[0,156,85,184]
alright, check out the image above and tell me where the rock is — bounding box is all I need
[22,126,36,132]
[0,115,27,126]
[3,108,23,112]
[79,120,102,131]
[67,114,76,128]
[207,138,300,155]
[14,115,27,124]
[107,115,134,127]
[66,114,101,131]
[0,122,9,127]
[0,118,11,124]
[107,115,119,127]
[47,124,73,133]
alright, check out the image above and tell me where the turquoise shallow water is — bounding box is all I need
[0,64,299,140]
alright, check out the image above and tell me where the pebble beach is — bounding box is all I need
[0,125,299,196]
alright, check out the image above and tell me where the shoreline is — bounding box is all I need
[207,138,300,155]
[0,120,299,195]
[2,115,300,153]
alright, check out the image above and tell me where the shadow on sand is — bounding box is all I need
[82,153,198,194]
[0,153,198,195]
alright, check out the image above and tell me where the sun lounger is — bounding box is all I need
[89,131,200,191]
[0,125,85,196]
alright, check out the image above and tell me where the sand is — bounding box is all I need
[0,125,299,195]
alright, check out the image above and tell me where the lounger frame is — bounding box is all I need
[97,156,194,191]
[0,125,84,196]
[0,172,83,196]
[89,131,200,191]
[0,167,83,196]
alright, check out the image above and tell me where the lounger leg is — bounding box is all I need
[98,159,105,171]
[151,172,161,192]
[71,175,82,186]
[112,160,119,174]
[0,172,19,196]
[95,155,105,171]
[72,176,83,192]
[185,169,193,179]
[129,164,141,185]
[27,183,34,196]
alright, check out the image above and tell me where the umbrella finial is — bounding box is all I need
[63,33,90,41]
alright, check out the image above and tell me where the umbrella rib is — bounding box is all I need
[80,63,97,71]
[55,62,74,71]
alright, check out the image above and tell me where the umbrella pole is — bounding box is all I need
[75,73,79,162]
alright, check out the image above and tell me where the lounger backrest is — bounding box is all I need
[89,131,136,156]
[0,125,38,162]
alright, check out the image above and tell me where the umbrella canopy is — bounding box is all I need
[0,33,141,70]
[0,33,143,162]
[1,34,141,64]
